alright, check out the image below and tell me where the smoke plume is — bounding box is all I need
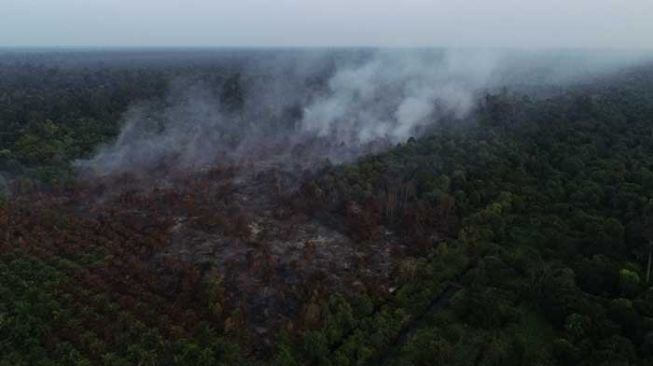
[77,48,653,177]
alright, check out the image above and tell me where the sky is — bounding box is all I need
[1,0,652,48]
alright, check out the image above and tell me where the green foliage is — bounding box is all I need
[3,56,653,364]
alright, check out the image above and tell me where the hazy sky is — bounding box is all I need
[2,0,652,48]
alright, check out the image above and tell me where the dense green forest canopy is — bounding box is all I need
[2,50,653,365]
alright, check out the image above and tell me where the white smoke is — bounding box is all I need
[77,48,653,177]
[80,80,233,176]
[300,50,500,143]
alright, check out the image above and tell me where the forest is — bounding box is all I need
[2,49,653,365]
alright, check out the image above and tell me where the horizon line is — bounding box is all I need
[1,45,653,52]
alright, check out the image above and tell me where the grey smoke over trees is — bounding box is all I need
[77,48,653,177]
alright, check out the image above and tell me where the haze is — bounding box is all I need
[2,0,652,48]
